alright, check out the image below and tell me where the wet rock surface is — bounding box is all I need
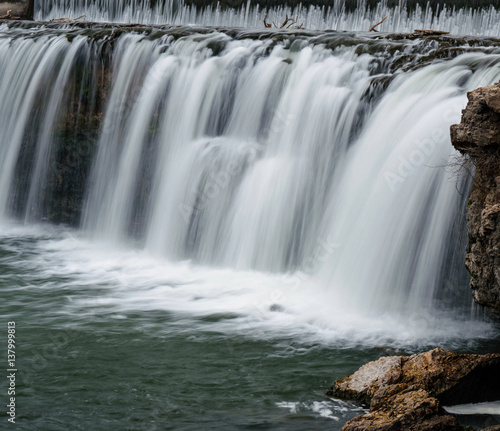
[451,82,500,314]
[328,348,500,431]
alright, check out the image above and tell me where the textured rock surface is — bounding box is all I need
[0,1,32,19]
[332,356,403,405]
[328,348,500,431]
[450,82,500,314]
[342,387,463,431]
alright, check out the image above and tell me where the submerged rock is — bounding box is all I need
[328,348,500,431]
[451,82,500,314]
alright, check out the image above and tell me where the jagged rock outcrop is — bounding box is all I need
[451,82,500,314]
[328,348,500,431]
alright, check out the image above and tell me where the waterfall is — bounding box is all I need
[83,33,372,272]
[34,0,500,36]
[317,55,500,313]
[1,24,500,315]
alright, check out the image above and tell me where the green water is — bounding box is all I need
[1,225,499,430]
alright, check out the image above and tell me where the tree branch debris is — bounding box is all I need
[264,13,304,29]
[369,15,388,32]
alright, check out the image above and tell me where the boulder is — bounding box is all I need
[342,387,463,431]
[328,348,500,431]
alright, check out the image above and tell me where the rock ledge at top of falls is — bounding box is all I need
[451,82,500,315]
[327,348,500,431]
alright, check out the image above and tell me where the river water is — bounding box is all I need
[1,221,499,430]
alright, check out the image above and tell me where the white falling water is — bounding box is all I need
[78,31,500,314]
[1,25,500,336]
[0,32,89,219]
[317,55,500,313]
[34,0,500,36]
[23,37,89,222]
[83,33,374,272]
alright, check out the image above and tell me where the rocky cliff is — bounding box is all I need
[450,82,500,314]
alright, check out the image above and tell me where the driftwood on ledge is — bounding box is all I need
[403,29,451,39]
[367,14,451,36]
[50,15,86,23]
[369,15,387,32]
[263,13,304,29]
[413,29,450,35]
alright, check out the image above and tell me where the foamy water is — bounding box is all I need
[0,222,495,350]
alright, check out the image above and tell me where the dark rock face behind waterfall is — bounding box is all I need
[451,82,500,315]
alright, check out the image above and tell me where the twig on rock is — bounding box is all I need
[369,15,388,32]
[263,12,271,28]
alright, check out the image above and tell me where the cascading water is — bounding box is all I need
[1,10,500,430]
[317,56,498,313]
[34,0,500,36]
[1,23,500,319]
[84,34,372,273]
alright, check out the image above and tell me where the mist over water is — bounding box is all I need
[0,221,496,351]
